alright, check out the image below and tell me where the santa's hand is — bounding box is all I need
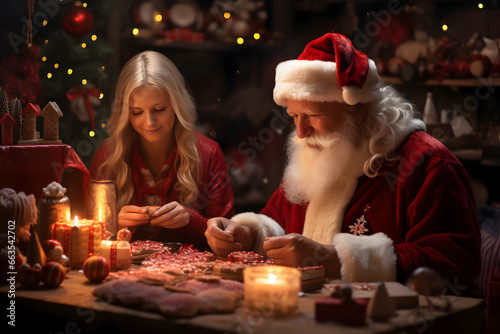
[205,218,254,258]
[118,205,149,228]
[263,234,340,277]
[150,201,190,229]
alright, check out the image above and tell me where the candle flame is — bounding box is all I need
[268,273,277,283]
[74,216,79,225]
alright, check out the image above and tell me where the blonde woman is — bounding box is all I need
[90,51,234,250]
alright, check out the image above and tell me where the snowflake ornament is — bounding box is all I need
[349,213,370,236]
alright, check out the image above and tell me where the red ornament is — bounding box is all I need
[19,263,42,288]
[83,256,110,282]
[42,239,64,260]
[62,3,94,38]
[41,261,66,287]
[451,61,470,78]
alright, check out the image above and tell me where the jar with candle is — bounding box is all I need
[244,266,301,318]
[86,180,118,237]
[36,182,71,243]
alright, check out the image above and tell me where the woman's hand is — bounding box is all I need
[118,205,149,229]
[263,233,341,278]
[149,201,190,229]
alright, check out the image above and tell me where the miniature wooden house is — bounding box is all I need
[9,98,22,144]
[41,101,63,141]
[22,103,41,141]
[0,88,8,141]
[0,113,15,145]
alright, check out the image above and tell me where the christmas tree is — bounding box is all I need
[38,0,117,166]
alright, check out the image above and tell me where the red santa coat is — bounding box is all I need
[233,131,481,289]
[90,132,234,250]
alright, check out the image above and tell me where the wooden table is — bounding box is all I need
[2,269,484,334]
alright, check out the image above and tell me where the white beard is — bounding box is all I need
[282,129,368,244]
[283,130,360,205]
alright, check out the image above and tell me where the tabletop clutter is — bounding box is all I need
[6,181,444,326]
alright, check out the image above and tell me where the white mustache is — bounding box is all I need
[293,133,340,149]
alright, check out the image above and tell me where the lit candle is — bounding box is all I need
[100,240,130,271]
[100,228,131,271]
[244,266,301,318]
[49,216,104,268]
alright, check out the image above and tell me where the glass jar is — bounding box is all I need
[86,180,118,237]
[36,183,71,243]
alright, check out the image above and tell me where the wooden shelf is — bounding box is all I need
[380,76,500,87]
[121,36,280,52]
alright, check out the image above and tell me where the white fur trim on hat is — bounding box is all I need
[273,59,380,107]
[232,212,285,256]
[333,232,397,282]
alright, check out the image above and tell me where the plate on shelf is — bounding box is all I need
[167,0,203,31]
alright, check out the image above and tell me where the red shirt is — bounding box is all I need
[90,132,234,250]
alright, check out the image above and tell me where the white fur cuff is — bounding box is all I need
[232,212,285,255]
[333,232,396,282]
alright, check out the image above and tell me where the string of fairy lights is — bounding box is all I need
[42,2,105,94]
[40,1,106,137]
[40,0,491,86]
[38,1,489,138]
[131,9,261,45]
[441,2,486,32]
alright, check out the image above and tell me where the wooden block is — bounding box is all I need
[212,263,247,281]
[298,266,325,280]
[301,277,325,292]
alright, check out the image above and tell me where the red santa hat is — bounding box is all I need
[274,33,380,106]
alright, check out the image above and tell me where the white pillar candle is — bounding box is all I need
[101,240,131,270]
[244,266,301,318]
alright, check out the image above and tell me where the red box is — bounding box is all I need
[315,296,368,325]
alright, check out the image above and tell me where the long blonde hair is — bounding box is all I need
[96,51,201,210]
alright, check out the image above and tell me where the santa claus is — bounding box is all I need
[205,33,480,291]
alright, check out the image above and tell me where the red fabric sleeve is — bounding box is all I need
[395,155,481,289]
[260,186,307,235]
[260,188,286,228]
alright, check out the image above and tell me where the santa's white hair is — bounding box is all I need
[361,84,425,177]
